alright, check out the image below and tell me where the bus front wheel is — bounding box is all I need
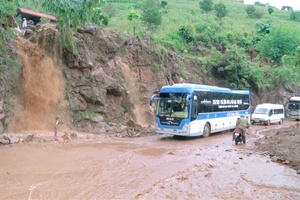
[203,123,210,138]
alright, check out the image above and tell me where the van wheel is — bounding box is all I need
[279,119,283,124]
[266,120,271,126]
[203,123,210,138]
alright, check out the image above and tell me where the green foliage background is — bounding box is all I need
[1,0,300,94]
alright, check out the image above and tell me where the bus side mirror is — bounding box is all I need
[150,94,158,106]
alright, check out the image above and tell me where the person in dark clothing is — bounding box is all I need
[233,114,250,141]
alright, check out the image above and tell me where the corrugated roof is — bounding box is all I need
[17,8,56,21]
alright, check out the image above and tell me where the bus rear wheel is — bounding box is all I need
[203,123,210,138]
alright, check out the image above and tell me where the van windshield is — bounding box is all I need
[253,108,268,114]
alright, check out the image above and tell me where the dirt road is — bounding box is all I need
[1,121,300,200]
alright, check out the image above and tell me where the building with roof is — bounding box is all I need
[16,8,56,25]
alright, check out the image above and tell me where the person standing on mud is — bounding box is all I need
[233,114,250,140]
[54,116,62,137]
[22,18,27,29]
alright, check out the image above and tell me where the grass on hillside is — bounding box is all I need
[4,0,300,90]
[107,0,297,38]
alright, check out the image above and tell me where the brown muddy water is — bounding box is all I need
[1,122,300,200]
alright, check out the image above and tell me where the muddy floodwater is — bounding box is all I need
[1,121,300,200]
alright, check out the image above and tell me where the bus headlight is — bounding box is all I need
[182,123,189,130]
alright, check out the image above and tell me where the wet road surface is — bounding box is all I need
[1,121,300,200]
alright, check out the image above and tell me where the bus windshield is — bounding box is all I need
[156,93,189,118]
[288,101,300,110]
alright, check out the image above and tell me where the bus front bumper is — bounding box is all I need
[156,127,189,136]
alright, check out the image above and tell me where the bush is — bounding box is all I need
[251,10,264,18]
[255,20,271,36]
[268,7,274,15]
[255,24,300,63]
[290,11,300,22]
[246,5,263,19]
[178,25,195,43]
[141,0,162,27]
[204,45,252,89]
[194,22,220,34]
[121,97,134,113]
[245,5,256,16]
[102,3,117,19]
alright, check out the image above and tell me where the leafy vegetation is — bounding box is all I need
[73,109,97,126]
[245,5,263,18]
[199,0,213,20]
[121,97,134,113]
[1,0,300,93]
[140,0,162,28]
[290,11,300,22]
[214,2,228,25]
[127,10,141,38]
[256,24,300,63]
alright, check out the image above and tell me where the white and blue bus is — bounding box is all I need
[150,84,251,137]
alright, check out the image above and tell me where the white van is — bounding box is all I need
[251,103,284,125]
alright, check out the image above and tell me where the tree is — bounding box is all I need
[214,2,228,25]
[25,0,107,29]
[102,3,117,19]
[161,1,168,8]
[245,5,256,17]
[282,46,300,67]
[199,0,213,20]
[205,45,252,89]
[256,24,300,64]
[290,11,300,22]
[141,0,162,28]
[0,0,16,16]
[255,20,271,36]
[161,0,169,13]
[245,5,263,18]
[127,10,141,39]
[178,25,195,43]
[268,7,274,15]
[91,8,109,26]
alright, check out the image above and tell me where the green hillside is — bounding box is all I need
[106,0,300,90]
[109,0,294,36]
[1,0,300,91]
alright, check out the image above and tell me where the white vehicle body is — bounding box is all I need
[251,103,284,125]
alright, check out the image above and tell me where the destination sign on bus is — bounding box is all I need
[201,99,243,105]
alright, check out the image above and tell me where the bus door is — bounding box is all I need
[191,94,198,121]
